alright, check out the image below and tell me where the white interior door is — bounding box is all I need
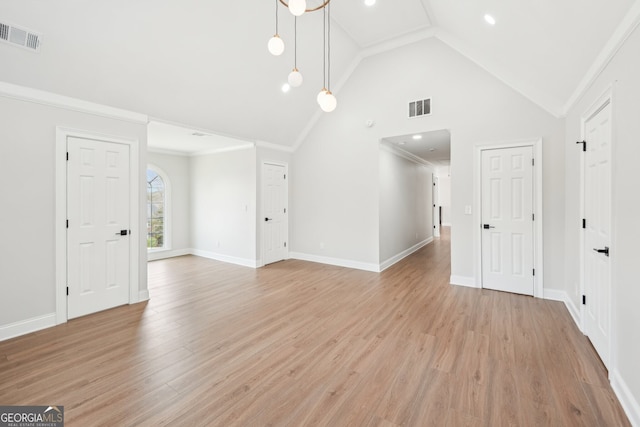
[67,136,130,319]
[263,163,288,265]
[481,146,534,296]
[583,102,612,368]
[433,175,440,238]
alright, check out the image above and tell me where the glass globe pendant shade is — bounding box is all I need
[320,91,337,112]
[288,0,307,16]
[268,35,285,56]
[288,68,303,87]
[316,88,328,105]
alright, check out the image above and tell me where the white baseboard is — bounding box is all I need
[191,249,258,268]
[543,288,582,331]
[289,252,380,273]
[147,248,191,261]
[611,369,640,427]
[379,237,433,272]
[0,313,56,342]
[138,290,150,302]
[450,275,478,288]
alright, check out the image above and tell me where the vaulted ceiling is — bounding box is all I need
[1,0,637,148]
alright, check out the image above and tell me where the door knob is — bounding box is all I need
[483,224,495,229]
[265,218,273,222]
[593,246,609,257]
[115,230,128,236]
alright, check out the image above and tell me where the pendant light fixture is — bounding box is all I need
[288,17,303,87]
[267,0,285,56]
[288,0,307,16]
[319,0,337,112]
[268,1,336,112]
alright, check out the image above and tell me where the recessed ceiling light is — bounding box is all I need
[398,141,406,145]
[364,0,376,6]
[484,14,496,26]
[412,135,422,140]
[429,148,436,152]
[281,83,291,93]
[191,132,208,137]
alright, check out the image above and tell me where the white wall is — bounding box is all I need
[190,148,257,266]
[147,152,191,259]
[564,23,640,422]
[0,93,147,330]
[438,174,452,226]
[379,145,433,266]
[292,38,566,287]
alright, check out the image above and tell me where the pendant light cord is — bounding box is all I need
[275,0,279,35]
[294,16,298,69]
[323,6,326,89]
[327,1,331,91]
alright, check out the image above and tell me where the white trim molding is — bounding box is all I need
[563,1,640,114]
[543,289,582,330]
[380,238,433,272]
[289,252,380,273]
[0,81,148,123]
[191,249,259,269]
[0,313,56,342]
[147,248,191,261]
[450,275,478,288]
[611,369,640,427]
[138,290,150,302]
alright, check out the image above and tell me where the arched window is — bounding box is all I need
[146,167,168,250]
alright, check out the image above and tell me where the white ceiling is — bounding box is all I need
[1,0,637,151]
[382,129,451,167]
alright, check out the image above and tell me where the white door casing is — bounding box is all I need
[433,175,440,238]
[582,100,612,369]
[262,162,288,265]
[481,145,535,296]
[67,137,131,319]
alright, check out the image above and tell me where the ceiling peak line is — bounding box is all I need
[562,0,640,114]
[434,30,564,118]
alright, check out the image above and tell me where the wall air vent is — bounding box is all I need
[408,98,431,119]
[0,21,42,52]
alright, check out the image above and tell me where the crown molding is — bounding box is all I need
[562,0,640,114]
[0,81,148,124]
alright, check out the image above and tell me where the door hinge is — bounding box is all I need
[66,219,69,228]
[284,174,286,179]
[66,286,69,296]
[533,269,535,276]
[284,242,287,247]
[576,140,586,152]
[434,225,436,229]
[433,182,436,186]
[66,152,69,161]
[532,213,535,221]
[532,158,535,166]
[582,218,586,229]
[582,295,586,305]
[284,208,286,214]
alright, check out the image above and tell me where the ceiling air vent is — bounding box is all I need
[408,98,431,119]
[0,21,42,52]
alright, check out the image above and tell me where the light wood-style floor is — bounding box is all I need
[0,228,630,426]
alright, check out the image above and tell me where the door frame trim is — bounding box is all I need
[474,138,544,297]
[579,86,614,370]
[260,161,289,267]
[55,127,140,324]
